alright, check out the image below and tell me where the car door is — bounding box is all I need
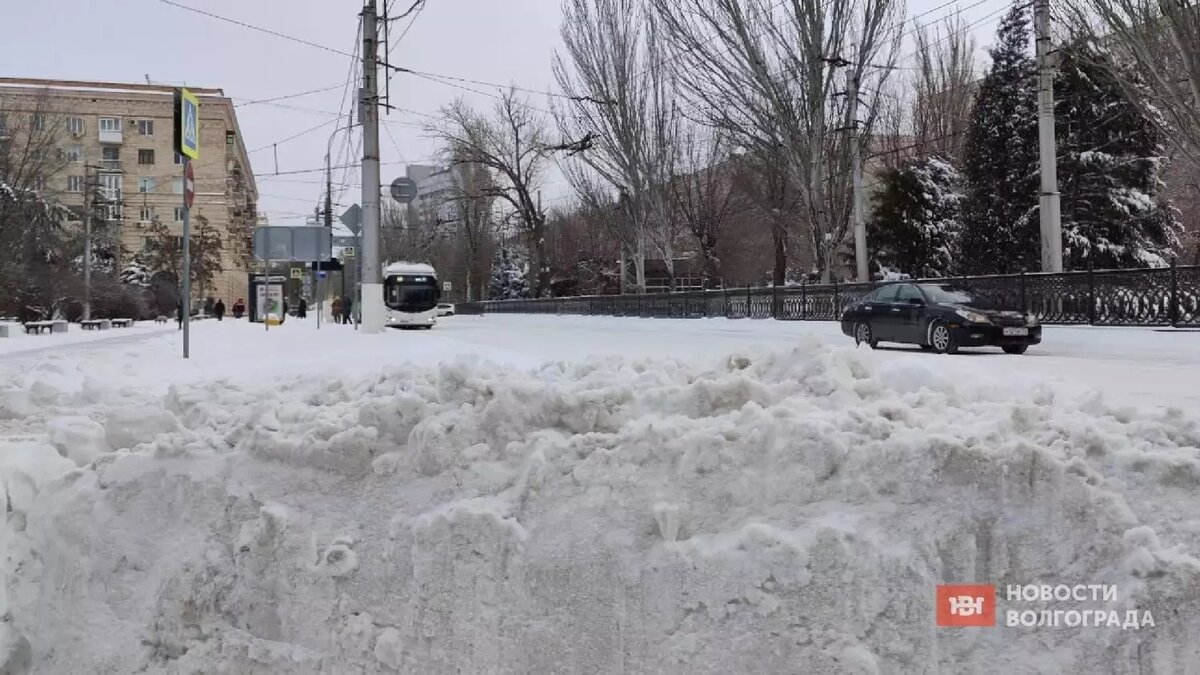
[869,284,900,340]
[892,284,926,344]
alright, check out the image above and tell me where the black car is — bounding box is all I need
[840,282,1041,354]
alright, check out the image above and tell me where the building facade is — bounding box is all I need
[0,77,258,306]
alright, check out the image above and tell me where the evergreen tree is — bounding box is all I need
[120,253,152,287]
[866,155,963,279]
[488,247,531,299]
[960,2,1039,274]
[1056,43,1181,269]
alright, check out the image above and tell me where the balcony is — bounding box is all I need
[99,129,123,144]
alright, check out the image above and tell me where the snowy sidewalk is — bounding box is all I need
[0,321,174,358]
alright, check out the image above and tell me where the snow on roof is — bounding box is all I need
[383,261,436,276]
[0,78,224,98]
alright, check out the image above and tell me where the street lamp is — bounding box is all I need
[318,118,358,327]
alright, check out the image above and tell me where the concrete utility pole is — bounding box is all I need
[359,0,384,333]
[847,70,868,282]
[82,164,95,320]
[1035,0,1063,272]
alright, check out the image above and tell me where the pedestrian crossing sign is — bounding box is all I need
[175,88,200,160]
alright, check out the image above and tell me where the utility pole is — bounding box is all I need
[359,0,384,333]
[82,164,95,320]
[847,70,868,282]
[1035,0,1063,272]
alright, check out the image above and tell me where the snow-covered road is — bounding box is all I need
[2,315,1199,674]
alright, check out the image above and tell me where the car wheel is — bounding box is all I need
[1002,344,1028,355]
[928,322,958,354]
[854,321,878,349]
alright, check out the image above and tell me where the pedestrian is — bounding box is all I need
[331,297,343,324]
[299,297,308,319]
[342,295,353,325]
[282,300,288,323]
[176,302,183,330]
[233,298,245,320]
[214,299,226,321]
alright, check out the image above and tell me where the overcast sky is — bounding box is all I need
[2,0,1006,227]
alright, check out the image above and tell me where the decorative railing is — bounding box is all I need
[457,263,1200,328]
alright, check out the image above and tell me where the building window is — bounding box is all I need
[173,177,184,194]
[60,145,83,162]
[138,120,154,136]
[139,206,155,222]
[31,148,48,161]
[174,152,184,165]
[31,113,46,132]
[68,116,84,135]
[31,177,46,191]
[174,207,185,222]
[138,177,156,193]
[100,173,122,201]
[67,175,85,193]
[138,149,155,165]
[101,146,120,169]
[99,117,120,133]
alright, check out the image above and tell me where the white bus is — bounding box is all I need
[382,262,441,329]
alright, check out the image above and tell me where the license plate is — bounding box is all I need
[1003,327,1028,336]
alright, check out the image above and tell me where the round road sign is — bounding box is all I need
[389,177,418,203]
[184,161,196,209]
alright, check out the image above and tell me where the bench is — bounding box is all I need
[23,321,55,335]
[111,318,134,328]
[80,319,112,331]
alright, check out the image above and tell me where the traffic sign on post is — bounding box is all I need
[290,268,303,279]
[174,88,200,160]
[343,247,355,258]
[389,177,417,204]
[183,161,195,208]
[442,282,451,292]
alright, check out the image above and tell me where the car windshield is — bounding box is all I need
[919,284,998,307]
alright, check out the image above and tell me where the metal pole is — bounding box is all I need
[360,0,384,333]
[83,164,93,321]
[848,70,868,282]
[1036,0,1063,272]
[182,158,192,357]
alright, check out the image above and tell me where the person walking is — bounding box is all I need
[342,295,354,326]
[214,299,226,321]
[176,302,183,330]
[232,298,245,320]
[331,296,343,324]
[298,298,308,319]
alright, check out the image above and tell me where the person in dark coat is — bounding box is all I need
[342,296,354,325]
[214,299,226,321]
[232,298,245,320]
[176,302,183,330]
[331,297,343,324]
[298,298,308,319]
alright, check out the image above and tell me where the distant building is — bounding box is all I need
[0,77,257,304]
[404,163,457,232]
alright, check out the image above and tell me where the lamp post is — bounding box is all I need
[322,119,357,327]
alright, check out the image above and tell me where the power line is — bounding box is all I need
[248,118,339,153]
[157,0,359,60]
[233,83,345,108]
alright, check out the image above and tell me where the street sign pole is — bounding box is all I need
[182,158,192,358]
[175,87,200,358]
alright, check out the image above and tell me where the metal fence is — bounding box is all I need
[458,264,1200,328]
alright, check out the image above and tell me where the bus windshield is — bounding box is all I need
[384,274,439,312]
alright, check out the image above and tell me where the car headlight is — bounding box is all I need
[1025,313,1039,327]
[955,309,991,324]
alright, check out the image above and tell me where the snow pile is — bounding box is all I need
[3,337,1200,673]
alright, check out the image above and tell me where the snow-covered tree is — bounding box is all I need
[1056,43,1181,268]
[488,247,531,299]
[120,255,151,287]
[866,155,963,279]
[959,2,1039,274]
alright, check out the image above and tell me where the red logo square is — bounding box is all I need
[936,584,996,627]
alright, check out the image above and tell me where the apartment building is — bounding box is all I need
[0,77,257,305]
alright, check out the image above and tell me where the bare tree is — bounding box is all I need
[911,15,977,161]
[652,0,904,282]
[1059,0,1200,171]
[446,157,497,301]
[669,128,737,287]
[553,0,679,293]
[431,92,552,296]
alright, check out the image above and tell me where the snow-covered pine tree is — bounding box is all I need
[120,254,151,287]
[488,247,531,300]
[866,155,963,279]
[1056,42,1181,269]
[959,1,1039,275]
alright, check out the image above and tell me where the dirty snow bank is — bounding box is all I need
[3,336,1200,674]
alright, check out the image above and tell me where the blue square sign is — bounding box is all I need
[177,88,200,160]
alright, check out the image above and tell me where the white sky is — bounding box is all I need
[1,0,1007,228]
